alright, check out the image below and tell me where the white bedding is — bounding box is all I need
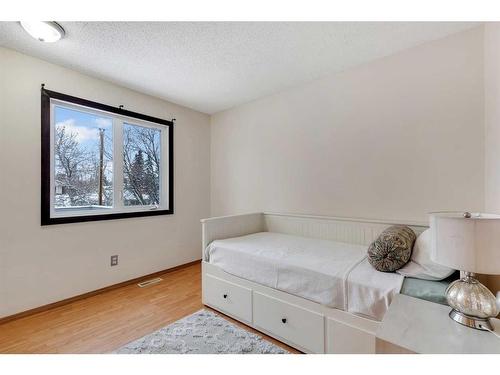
[205,232,404,321]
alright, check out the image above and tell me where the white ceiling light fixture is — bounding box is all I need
[20,21,65,43]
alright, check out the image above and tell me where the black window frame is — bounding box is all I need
[41,88,174,225]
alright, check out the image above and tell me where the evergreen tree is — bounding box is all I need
[144,155,159,204]
[128,150,146,204]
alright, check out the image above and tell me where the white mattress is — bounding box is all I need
[205,232,404,321]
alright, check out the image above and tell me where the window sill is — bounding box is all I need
[41,208,173,226]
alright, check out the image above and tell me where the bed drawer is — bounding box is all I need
[326,318,376,353]
[253,292,325,353]
[204,274,252,323]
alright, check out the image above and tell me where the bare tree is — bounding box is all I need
[54,125,113,207]
[55,126,91,205]
[123,125,160,206]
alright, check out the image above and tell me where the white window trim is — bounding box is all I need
[49,98,170,220]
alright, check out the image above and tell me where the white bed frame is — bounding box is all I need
[201,212,427,353]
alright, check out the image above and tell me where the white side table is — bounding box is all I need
[376,294,500,354]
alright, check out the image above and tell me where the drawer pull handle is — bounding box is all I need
[223,294,228,299]
[281,318,287,324]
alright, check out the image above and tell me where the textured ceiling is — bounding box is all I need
[0,22,480,114]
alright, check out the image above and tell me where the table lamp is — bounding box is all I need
[430,212,500,331]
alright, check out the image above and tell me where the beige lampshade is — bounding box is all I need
[430,212,500,275]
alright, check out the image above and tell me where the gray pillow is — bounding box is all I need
[367,225,416,272]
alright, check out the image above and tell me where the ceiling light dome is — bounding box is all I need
[20,21,65,43]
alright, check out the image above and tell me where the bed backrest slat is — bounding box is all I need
[263,213,427,246]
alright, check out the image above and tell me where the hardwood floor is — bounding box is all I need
[0,262,298,353]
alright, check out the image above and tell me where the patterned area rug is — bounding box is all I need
[115,309,289,354]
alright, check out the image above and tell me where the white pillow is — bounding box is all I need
[397,229,455,280]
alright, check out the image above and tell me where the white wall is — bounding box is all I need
[483,23,500,295]
[211,27,485,223]
[485,23,500,213]
[0,47,211,318]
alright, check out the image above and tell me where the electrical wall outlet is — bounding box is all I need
[110,255,118,266]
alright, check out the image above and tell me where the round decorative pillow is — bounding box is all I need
[367,225,416,272]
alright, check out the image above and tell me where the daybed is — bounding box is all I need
[201,212,444,353]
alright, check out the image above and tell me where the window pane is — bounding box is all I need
[54,106,113,211]
[123,123,161,206]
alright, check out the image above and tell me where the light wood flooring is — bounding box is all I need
[0,262,298,353]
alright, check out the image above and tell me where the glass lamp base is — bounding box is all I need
[449,309,493,331]
[446,272,498,331]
